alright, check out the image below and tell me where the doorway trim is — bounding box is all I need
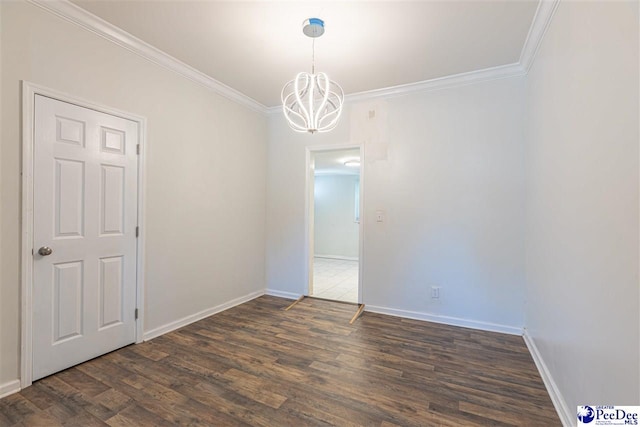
[20,81,147,388]
[304,143,365,303]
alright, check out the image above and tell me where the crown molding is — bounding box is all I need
[27,0,269,115]
[268,0,560,112]
[267,62,526,114]
[346,62,526,104]
[519,0,561,72]
[29,0,558,114]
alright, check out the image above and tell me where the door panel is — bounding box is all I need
[99,255,124,329]
[100,165,125,235]
[52,261,83,343]
[54,158,85,238]
[33,95,138,381]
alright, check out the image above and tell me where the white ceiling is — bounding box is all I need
[314,149,361,176]
[70,0,539,107]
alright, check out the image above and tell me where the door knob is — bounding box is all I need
[38,246,53,256]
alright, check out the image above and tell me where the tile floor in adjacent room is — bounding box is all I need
[311,257,359,303]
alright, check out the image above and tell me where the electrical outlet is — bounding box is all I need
[431,286,440,299]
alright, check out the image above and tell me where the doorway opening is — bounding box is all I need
[308,147,362,303]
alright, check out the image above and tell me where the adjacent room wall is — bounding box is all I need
[267,76,527,331]
[0,1,267,386]
[314,174,360,259]
[525,0,639,420]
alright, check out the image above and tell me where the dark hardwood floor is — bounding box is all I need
[0,296,560,426]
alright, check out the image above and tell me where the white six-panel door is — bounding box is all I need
[33,95,138,380]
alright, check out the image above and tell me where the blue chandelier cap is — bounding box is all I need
[303,18,325,38]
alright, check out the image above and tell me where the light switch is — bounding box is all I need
[376,210,384,222]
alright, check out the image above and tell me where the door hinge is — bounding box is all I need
[136,144,140,155]
[135,308,139,320]
[135,226,139,237]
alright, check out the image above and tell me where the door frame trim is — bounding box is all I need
[20,81,147,388]
[304,143,365,303]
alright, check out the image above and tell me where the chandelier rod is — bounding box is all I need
[311,38,315,74]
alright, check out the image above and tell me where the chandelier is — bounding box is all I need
[281,18,344,134]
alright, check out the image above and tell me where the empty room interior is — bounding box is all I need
[0,0,638,426]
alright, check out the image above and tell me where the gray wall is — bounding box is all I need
[525,0,639,417]
[314,174,360,259]
[0,1,267,385]
[267,76,526,331]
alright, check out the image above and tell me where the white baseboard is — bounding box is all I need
[0,380,21,399]
[143,290,264,341]
[365,304,523,335]
[523,329,572,426]
[315,254,359,261]
[264,289,301,300]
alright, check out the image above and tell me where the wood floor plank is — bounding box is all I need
[33,375,113,422]
[55,369,111,399]
[1,295,560,426]
[221,369,288,409]
[104,404,173,427]
[0,394,40,425]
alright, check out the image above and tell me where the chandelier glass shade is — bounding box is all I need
[281,18,344,134]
